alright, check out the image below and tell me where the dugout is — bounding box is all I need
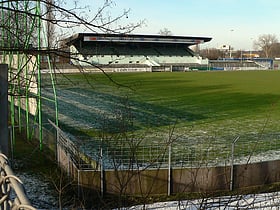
[65,33,212,71]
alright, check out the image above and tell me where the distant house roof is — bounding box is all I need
[65,33,212,46]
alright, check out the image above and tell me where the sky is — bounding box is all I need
[70,0,280,51]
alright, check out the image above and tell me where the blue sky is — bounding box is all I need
[70,0,280,50]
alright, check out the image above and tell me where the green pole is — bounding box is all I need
[48,57,59,127]
[42,16,59,128]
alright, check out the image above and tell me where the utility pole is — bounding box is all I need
[0,64,9,156]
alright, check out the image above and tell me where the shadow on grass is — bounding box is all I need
[42,82,280,135]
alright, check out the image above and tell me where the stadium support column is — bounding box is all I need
[0,64,9,156]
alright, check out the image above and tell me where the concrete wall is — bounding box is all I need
[233,160,280,189]
[57,141,280,196]
[172,166,231,193]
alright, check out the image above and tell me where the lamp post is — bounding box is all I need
[229,29,234,58]
[250,38,254,59]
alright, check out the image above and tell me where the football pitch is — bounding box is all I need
[43,70,280,165]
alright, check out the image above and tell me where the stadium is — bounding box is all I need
[64,33,275,72]
[34,33,280,198]
[6,31,280,202]
[64,33,212,72]
[3,0,280,208]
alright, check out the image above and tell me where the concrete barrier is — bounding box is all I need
[57,140,280,196]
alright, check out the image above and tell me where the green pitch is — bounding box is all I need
[46,70,280,163]
[50,70,280,138]
[87,70,280,130]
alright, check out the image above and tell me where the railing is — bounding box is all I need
[0,153,36,210]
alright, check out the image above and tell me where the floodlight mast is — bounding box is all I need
[229,29,234,58]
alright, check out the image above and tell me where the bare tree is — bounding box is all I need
[271,43,280,58]
[253,34,278,58]
[200,48,223,60]
[0,2,38,48]
[158,28,172,36]
[0,0,144,50]
[45,0,55,48]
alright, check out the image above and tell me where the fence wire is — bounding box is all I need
[55,126,280,170]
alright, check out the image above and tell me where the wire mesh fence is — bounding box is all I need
[54,124,280,170]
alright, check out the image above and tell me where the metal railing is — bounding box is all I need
[0,153,36,210]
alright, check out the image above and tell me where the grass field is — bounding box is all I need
[43,70,280,166]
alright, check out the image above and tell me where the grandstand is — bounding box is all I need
[209,58,274,71]
[65,33,212,72]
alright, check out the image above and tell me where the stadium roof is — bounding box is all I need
[65,33,212,46]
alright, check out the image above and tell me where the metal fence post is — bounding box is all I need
[78,170,80,198]
[100,142,104,198]
[230,136,240,191]
[168,143,172,196]
[0,64,9,156]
